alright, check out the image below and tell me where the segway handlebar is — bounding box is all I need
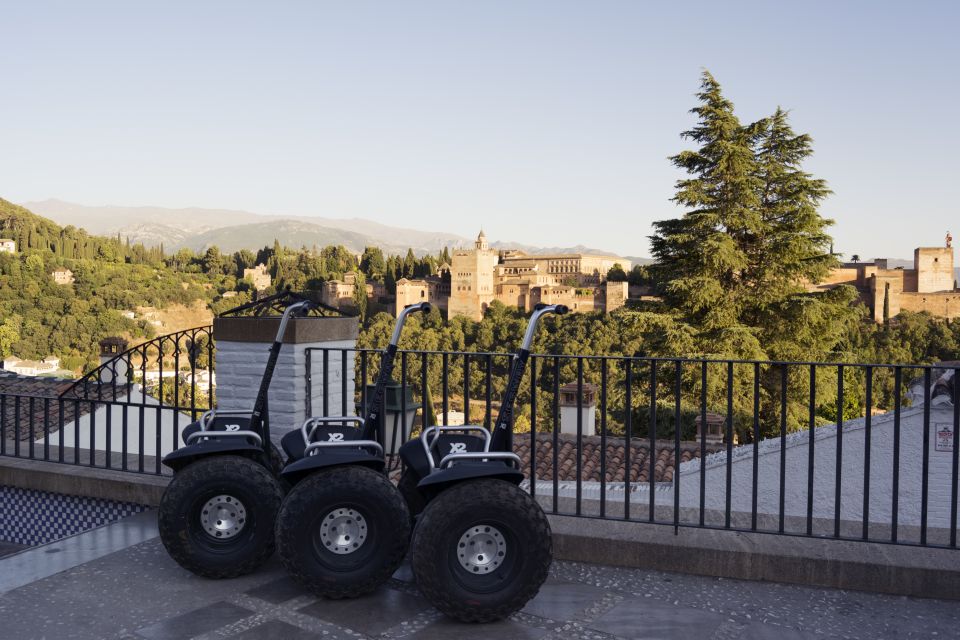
[272,300,316,344]
[520,304,567,352]
[389,302,432,347]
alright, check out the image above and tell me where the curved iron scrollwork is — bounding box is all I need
[59,326,216,419]
[218,289,351,318]
[60,290,348,415]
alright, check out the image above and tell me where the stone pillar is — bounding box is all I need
[213,316,359,449]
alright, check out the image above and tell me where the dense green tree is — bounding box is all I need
[606,263,628,282]
[360,246,387,282]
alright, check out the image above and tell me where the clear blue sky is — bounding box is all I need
[1,1,956,258]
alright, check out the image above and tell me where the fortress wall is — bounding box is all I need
[898,292,960,319]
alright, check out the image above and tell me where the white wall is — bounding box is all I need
[38,386,193,457]
[215,339,356,450]
[674,400,959,530]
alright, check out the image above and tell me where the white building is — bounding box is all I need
[0,238,15,254]
[1,356,61,377]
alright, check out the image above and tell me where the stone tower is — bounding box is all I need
[448,230,499,321]
[914,247,954,292]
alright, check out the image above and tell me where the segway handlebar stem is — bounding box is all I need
[358,301,430,442]
[390,302,431,347]
[521,304,567,352]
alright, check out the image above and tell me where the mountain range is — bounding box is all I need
[23,199,637,260]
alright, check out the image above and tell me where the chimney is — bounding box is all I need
[98,337,129,384]
[559,382,597,437]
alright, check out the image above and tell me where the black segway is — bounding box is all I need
[158,299,316,578]
[274,302,431,598]
[399,303,567,622]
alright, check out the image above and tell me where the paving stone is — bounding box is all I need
[230,619,318,640]
[737,624,819,640]
[244,576,307,604]
[136,602,254,640]
[522,580,608,621]
[410,617,548,640]
[298,586,432,635]
[585,598,726,639]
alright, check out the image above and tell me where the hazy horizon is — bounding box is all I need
[2,1,957,258]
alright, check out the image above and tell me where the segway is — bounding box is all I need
[274,302,431,598]
[399,303,567,622]
[158,299,316,578]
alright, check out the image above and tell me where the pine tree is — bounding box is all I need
[651,72,857,360]
[650,71,764,356]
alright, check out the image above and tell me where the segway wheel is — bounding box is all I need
[275,465,411,599]
[410,479,552,622]
[397,468,427,523]
[158,455,283,579]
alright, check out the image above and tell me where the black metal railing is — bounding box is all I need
[305,348,960,550]
[60,325,216,421]
[2,345,959,550]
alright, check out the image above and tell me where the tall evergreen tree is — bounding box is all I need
[651,72,857,359]
[650,71,764,356]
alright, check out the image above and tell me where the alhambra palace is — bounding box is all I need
[810,234,960,322]
[318,230,960,323]
[394,230,630,320]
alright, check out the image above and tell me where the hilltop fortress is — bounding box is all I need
[395,231,630,320]
[810,236,960,322]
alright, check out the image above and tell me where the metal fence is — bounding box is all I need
[2,344,959,550]
[307,348,960,550]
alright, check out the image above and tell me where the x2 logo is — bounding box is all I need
[449,442,467,454]
[327,432,345,442]
[224,424,240,431]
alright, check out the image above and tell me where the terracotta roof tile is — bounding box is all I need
[513,432,722,483]
[0,371,125,441]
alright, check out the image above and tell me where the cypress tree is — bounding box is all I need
[883,282,890,324]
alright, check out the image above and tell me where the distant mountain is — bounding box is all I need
[180,220,376,254]
[22,199,637,259]
[491,240,624,257]
[24,199,262,235]
[24,199,468,255]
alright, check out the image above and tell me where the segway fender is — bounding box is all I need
[280,448,385,484]
[416,461,524,493]
[162,439,264,472]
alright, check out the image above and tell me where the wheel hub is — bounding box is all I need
[319,507,368,555]
[199,494,247,540]
[457,525,506,573]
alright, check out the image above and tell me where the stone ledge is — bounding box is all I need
[549,513,960,601]
[0,457,169,506]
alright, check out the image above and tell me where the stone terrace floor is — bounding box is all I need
[0,512,958,640]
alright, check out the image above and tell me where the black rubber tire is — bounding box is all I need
[275,466,412,599]
[398,468,427,523]
[410,479,552,622]
[158,455,283,579]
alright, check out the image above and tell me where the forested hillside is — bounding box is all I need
[0,198,218,370]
